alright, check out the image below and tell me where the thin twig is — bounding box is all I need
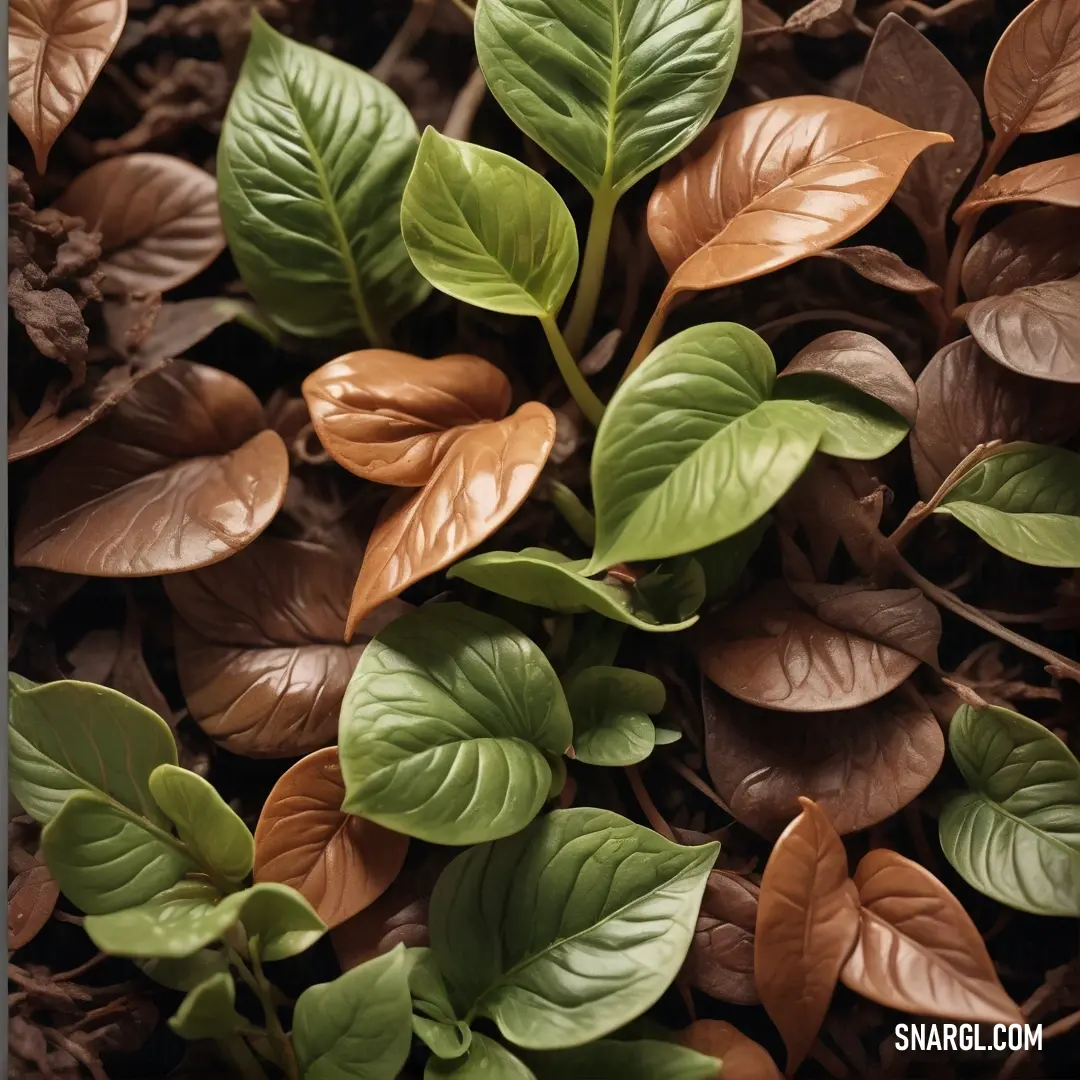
[624,765,676,840]
[664,756,733,817]
[448,0,476,21]
[371,0,435,82]
[753,308,893,342]
[443,65,487,142]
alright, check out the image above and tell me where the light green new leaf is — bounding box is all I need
[41,792,194,915]
[149,765,254,883]
[7,677,177,825]
[935,443,1080,567]
[448,548,700,631]
[474,0,742,197]
[138,950,229,992]
[218,14,428,341]
[293,945,413,1080]
[589,323,825,570]
[241,882,327,962]
[426,1034,536,1079]
[340,603,573,845]
[168,973,246,1040]
[430,807,718,1048]
[940,704,1080,918]
[566,666,665,767]
[526,1039,720,1080]
[401,129,578,317]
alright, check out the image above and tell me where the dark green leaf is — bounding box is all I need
[426,1034,536,1079]
[691,520,768,600]
[526,1039,720,1080]
[633,557,706,625]
[414,1015,472,1061]
[168,972,246,1040]
[566,666,665,766]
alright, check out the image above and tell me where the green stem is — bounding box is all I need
[563,183,619,357]
[539,315,606,427]
[546,480,596,546]
[218,1036,270,1080]
[250,946,299,1080]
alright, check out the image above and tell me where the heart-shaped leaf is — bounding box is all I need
[680,1021,781,1080]
[956,154,1080,220]
[984,0,1080,136]
[54,153,225,295]
[168,973,246,1040]
[340,603,573,845]
[754,798,859,1077]
[8,864,60,950]
[647,96,949,306]
[589,323,825,570]
[303,350,512,486]
[566,665,666,766]
[940,703,1080,917]
[218,14,428,341]
[401,129,578,318]
[431,1034,535,1079]
[703,681,944,837]
[14,360,288,576]
[840,849,1022,1024]
[682,870,759,1005]
[526,1039,720,1080]
[448,547,702,631]
[966,278,1080,383]
[473,0,741,198]
[935,443,1080,567]
[430,807,717,1048]
[346,402,556,635]
[8,0,128,172]
[254,746,409,929]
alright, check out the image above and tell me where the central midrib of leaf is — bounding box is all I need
[602,0,621,192]
[963,789,1080,861]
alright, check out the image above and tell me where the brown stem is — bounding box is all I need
[443,66,487,142]
[371,0,435,81]
[624,765,675,841]
[754,308,893,342]
[664,756,733,817]
[623,294,672,380]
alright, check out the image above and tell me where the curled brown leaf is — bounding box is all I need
[7,863,59,950]
[956,154,1080,220]
[817,245,943,297]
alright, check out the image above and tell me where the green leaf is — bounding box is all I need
[414,1015,473,1061]
[293,944,413,1080]
[340,603,574,845]
[426,1034,536,1079]
[566,666,665,767]
[7,677,177,825]
[589,323,825,570]
[652,728,682,746]
[138,949,229,992]
[430,807,718,1049]
[41,791,194,915]
[526,1039,720,1080]
[474,0,742,198]
[241,882,327,962]
[632,557,706,624]
[448,548,700,631]
[411,948,473,1059]
[940,704,1080,917]
[149,765,253,882]
[401,129,578,317]
[691,520,767,600]
[168,972,247,1040]
[218,13,427,341]
[772,374,910,460]
[935,444,1080,567]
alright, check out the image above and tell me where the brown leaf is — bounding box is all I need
[703,681,944,837]
[956,154,1080,220]
[910,336,1080,498]
[8,863,59,950]
[984,0,1080,136]
[855,14,982,255]
[302,350,511,486]
[683,870,760,1005]
[104,296,247,366]
[965,278,1080,383]
[841,849,1023,1024]
[754,797,860,1077]
[253,747,409,929]
[14,360,288,576]
[779,330,917,424]
[817,245,943,297]
[783,0,857,39]
[8,0,128,172]
[346,401,556,637]
[961,206,1080,300]
[680,1021,781,1080]
[647,96,950,308]
[53,153,225,294]
[8,264,89,379]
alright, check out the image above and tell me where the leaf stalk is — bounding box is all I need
[563,183,619,357]
[539,315,606,426]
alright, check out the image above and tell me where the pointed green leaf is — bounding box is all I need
[340,603,573,845]
[168,972,247,1040]
[401,129,578,317]
[940,704,1080,917]
[426,1034,536,1079]
[566,666,665,767]
[218,14,428,341]
[526,1039,720,1080]
[935,443,1080,567]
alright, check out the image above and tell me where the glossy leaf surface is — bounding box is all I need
[566,665,666,766]
[956,155,1080,219]
[168,973,246,1040]
[429,1034,535,1079]
[680,1021,781,1080]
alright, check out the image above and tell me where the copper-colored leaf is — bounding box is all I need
[166,535,408,757]
[14,360,288,576]
[647,95,950,306]
[841,849,1023,1024]
[302,350,511,486]
[703,681,944,837]
[911,337,1080,498]
[779,330,917,424]
[8,863,60,950]
[346,401,556,637]
[956,154,1080,220]
[8,0,128,173]
[754,797,860,1077]
[53,153,225,294]
[783,0,856,39]
[961,207,1080,301]
[680,1021,782,1080]
[855,14,982,253]
[253,747,409,929]
[818,245,943,297]
[984,0,1080,136]
[965,278,1080,384]
[683,870,760,1005]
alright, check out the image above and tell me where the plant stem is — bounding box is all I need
[563,184,619,357]
[624,765,675,841]
[236,946,298,1080]
[623,296,670,380]
[219,1036,270,1080]
[545,479,596,545]
[448,0,475,20]
[539,315,606,426]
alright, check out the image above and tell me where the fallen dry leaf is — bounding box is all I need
[680,1020,782,1080]
[956,154,1080,220]
[817,244,943,297]
[683,870,760,1005]
[7,863,60,950]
